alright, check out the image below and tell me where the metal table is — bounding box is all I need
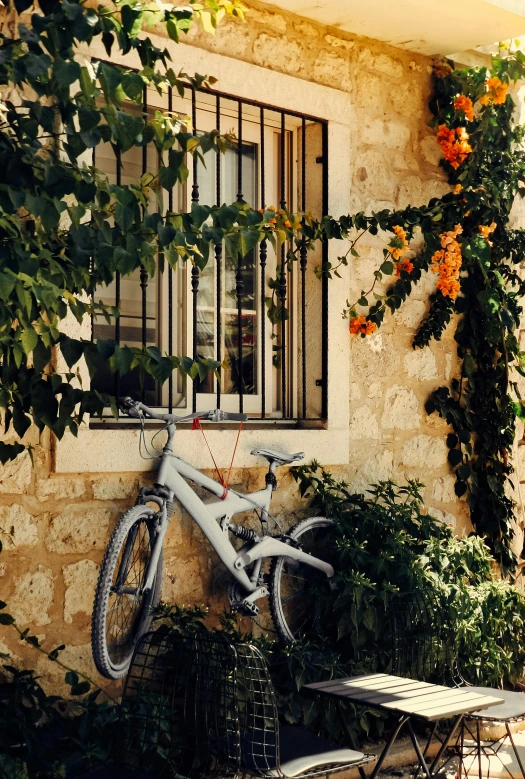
[304,673,504,779]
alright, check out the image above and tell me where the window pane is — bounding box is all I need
[195,142,258,397]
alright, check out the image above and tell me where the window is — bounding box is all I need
[91,84,328,423]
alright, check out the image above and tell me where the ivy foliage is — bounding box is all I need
[339,52,525,572]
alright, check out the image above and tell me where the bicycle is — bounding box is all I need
[91,397,337,679]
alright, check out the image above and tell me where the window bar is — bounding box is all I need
[91,146,96,345]
[300,116,307,419]
[140,85,149,403]
[321,121,329,420]
[259,106,267,419]
[191,87,199,412]
[115,144,122,399]
[236,99,244,410]
[215,94,222,410]
[167,87,174,413]
[279,111,287,419]
[237,100,243,202]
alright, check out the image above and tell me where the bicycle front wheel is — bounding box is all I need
[269,516,337,643]
[92,505,163,679]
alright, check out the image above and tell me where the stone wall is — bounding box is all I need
[0,0,474,691]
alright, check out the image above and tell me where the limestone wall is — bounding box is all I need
[0,0,471,691]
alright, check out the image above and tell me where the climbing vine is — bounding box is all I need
[343,51,525,571]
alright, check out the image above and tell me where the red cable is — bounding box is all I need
[194,418,244,500]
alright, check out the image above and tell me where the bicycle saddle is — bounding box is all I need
[251,448,305,465]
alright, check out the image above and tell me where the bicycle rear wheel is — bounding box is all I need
[92,505,163,679]
[269,516,336,643]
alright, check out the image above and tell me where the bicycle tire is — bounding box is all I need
[269,516,336,643]
[91,505,163,680]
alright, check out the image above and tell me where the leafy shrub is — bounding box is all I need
[2,468,525,773]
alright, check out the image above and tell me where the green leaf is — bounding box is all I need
[20,327,38,355]
[380,260,394,275]
[60,337,84,369]
[53,58,81,89]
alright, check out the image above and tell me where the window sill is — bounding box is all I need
[53,422,348,473]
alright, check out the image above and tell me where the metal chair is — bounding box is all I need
[85,629,374,779]
[391,589,525,779]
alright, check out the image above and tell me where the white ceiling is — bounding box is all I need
[262,0,525,56]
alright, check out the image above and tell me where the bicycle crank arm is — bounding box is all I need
[234,536,334,577]
[231,586,268,617]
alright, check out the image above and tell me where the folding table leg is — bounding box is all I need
[368,715,410,779]
[406,720,432,779]
[505,722,525,779]
[428,714,465,777]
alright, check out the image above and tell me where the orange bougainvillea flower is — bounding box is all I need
[349,315,377,336]
[454,184,463,194]
[431,224,463,300]
[437,125,472,169]
[433,60,453,78]
[479,222,497,245]
[388,225,409,260]
[479,76,508,106]
[395,259,414,276]
[284,220,292,228]
[454,94,474,122]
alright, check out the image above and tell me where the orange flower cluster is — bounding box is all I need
[479,222,497,245]
[431,224,463,300]
[437,125,472,169]
[389,225,409,260]
[433,60,453,78]
[479,77,508,106]
[395,259,414,276]
[454,94,474,122]
[349,315,377,336]
[454,184,463,195]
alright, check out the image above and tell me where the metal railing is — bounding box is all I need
[91,84,329,425]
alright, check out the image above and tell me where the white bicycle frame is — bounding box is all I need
[142,422,334,603]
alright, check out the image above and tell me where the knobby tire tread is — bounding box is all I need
[269,516,334,644]
[91,505,163,680]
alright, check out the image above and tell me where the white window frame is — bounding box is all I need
[55,39,352,472]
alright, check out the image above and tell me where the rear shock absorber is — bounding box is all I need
[230,524,258,543]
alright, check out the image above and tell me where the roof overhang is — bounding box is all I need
[261,0,525,56]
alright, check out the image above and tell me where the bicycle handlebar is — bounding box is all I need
[119,397,248,424]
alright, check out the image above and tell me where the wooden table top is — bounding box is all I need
[304,673,505,722]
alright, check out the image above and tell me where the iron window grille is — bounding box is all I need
[91,83,329,425]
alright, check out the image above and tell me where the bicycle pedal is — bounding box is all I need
[233,599,260,617]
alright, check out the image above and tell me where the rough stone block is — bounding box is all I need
[381,386,421,430]
[313,51,351,91]
[293,20,318,37]
[420,134,443,166]
[249,7,287,33]
[348,406,380,440]
[253,34,305,75]
[351,333,401,383]
[163,556,205,602]
[0,453,32,495]
[46,507,112,553]
[401,434,448,467]
[35,643,102,695]
[91,476,138,501]
[63,559,99,624]
[324,34,354,50]
[360,118,410,150]
[395,299,428,329]
[403,348,438,380]
[0,504,38,548]
[36,476,87,500]
[432,476,457,503]
[10,565,54,626]
[428,506,456,527]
